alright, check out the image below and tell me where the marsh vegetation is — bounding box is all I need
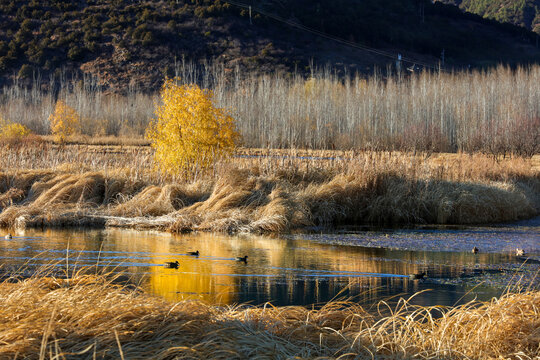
[0,65,538,231]
[0,64,539,359]
[1,63,539,155]
[0,267,537,359]
[0,148,538,232]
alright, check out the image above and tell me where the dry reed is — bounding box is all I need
[0,269,538,359]
[1,63,539,155]
[0,148,538,232]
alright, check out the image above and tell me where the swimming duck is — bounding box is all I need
[165,261,179,269]
[409,272,426,280]
[235,255,248,263]
[472,247,479,254]
[515,248,525,257]
[187,250,199,256]
[4,234,12,239]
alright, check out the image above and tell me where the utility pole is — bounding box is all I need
[249,6,252,25]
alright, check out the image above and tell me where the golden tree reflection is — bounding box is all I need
[2,228,508,305]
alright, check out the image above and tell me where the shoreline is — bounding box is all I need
[1,172,538,233]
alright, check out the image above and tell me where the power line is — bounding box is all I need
[224,0,445,71]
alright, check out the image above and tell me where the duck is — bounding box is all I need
[515,248,525,257]
[235,255,248,263]
[4,234,12,239]
[187,250,199,256]
[472,247,479,254]
[409,272,426,280]
[164,261,179,269]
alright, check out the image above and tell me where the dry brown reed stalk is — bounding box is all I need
[39,134,151,147]
[0,270,538,359]
[0,170,145,228]
[0,149,538,231]
[168,151,539,232]
[110,182,209,217]
[2,63,539,155]
[0,142,157,183]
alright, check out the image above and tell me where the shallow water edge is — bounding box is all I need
[1,220,538,307]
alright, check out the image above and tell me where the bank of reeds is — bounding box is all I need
[0,269,538,359]
[0,146,538,232]
[1,63,539,155]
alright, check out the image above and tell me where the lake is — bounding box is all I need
[1,218,538,308]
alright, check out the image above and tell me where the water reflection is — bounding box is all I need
[0,227,535,307]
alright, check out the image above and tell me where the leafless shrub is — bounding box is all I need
[1,64,538,156]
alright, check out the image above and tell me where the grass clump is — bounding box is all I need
[0,150,538,232]
[167,166,538,233]
[0,269,538,359]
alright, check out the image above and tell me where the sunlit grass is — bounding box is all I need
[0,267,538,359]
[0,145,538,231]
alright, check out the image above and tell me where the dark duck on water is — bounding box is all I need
[409,272,426,280]
[165,261,179,269]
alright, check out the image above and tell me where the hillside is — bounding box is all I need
[0,0,539,91]
[438,0,540,34]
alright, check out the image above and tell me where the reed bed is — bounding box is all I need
[1,63,539,155]
[0,269,538,359]
[0,145,538,231]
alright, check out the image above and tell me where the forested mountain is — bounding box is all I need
[438,0,540,34]
[0,0,538,91]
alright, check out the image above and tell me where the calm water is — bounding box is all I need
[0,219,538,308]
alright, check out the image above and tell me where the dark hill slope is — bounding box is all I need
[0,0,538,91]
[438,0,540,34]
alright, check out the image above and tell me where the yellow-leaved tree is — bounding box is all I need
[146,78,239,176]
[49,100,80,143]
[0,116,31,140]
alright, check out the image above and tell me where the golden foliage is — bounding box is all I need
[296,77,344,98]
[0,116,31,140]
[146,78,239,176]
[48,100,80,143]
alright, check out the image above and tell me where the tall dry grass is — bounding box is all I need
[1,63,539,155]
[0,269,538,359]
[165,153,539,232]
[0,74,153,136]
[0,146,538,232]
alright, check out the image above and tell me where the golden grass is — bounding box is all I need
[532,155,540,172]
[0,144,538,232]
[109,183,210,217]
[0,269,538,359]
[38,135,151,147]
